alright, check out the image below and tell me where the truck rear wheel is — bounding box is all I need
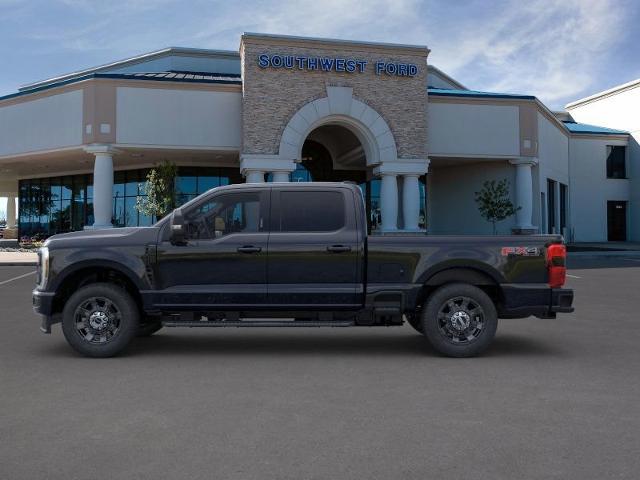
[421,283,497,357]
[61,283,139,358]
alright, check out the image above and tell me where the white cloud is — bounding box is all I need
[425,0,630,107]
[186,0,632,107]
[6,0,635,108]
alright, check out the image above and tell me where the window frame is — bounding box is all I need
[180,189,269,241]
[272,188,349,234]
[606,145,627,179]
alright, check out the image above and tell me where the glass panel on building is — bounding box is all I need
[606,146,626,179]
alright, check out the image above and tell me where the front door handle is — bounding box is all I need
[327,245,352,253]
[237,246,262,253]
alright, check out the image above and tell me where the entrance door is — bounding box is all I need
[154,189,270,308]
[607,201,627,241]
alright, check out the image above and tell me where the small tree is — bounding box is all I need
[474,179,520,234]
[136,160,178,220]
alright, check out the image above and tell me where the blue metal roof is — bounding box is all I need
[0,71,242,102]
[428,87,535,100]
[562,121,628,135]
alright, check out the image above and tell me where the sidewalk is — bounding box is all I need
[0,251,38,266]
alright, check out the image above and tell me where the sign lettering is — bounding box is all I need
[258,54,418,77]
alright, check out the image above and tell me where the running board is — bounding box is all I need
[162,320,355,328]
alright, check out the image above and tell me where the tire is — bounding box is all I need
[61,283,140,358]
[405,313,424,334]
[421,283,497,357]
[137,320,163,337]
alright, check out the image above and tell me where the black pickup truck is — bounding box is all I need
[33,182,573,358]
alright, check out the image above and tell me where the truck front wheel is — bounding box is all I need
[421,283,497,357]
[61,283,139,358]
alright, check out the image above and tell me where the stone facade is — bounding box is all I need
[240,34,429,161]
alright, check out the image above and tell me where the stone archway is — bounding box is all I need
[278,86,398,167]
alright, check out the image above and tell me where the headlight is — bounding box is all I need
[38,247,49,288]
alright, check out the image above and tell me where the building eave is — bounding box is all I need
[427,65,467,90]
[19,47,240,93]
[565,78,640,109]
[1,72,242,105]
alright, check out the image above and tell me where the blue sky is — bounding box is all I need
[1,0,639,108]
[1,0,639,217]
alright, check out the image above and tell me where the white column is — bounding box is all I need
[402,174,421,231]
[271,171,290,182]
[85,145,117,229]
[244,170,265,183]
[6,195,16,229]
[509,157,538,232]
[380,173,399,232]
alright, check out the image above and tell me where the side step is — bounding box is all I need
[162,320,355,328]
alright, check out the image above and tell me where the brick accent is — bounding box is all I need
[240,35,429,160]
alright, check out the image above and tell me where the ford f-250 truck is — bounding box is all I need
[33,182,574,358]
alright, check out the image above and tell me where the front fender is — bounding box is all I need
[48,248,149,292]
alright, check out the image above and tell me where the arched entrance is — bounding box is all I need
[280,123,426,233]
[242,86,429,232]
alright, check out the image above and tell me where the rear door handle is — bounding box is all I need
[237,246,262,253]
[327,245,352,253]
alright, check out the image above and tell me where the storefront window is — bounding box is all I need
[18,166,241,238]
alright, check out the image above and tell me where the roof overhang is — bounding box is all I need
[19,47,240,93]
[565,78,640,109]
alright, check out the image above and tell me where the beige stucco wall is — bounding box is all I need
[427,102,520,157]
[240,35,429,160]
[0,89,83,157]
[116,86,242,148]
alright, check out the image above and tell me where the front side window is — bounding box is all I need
[279,191,344,232]
[184,193,262,240]
[606,146,626,179]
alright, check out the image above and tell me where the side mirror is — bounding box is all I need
[170,208,187,245]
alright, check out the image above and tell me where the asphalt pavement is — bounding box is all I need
[1,258,639,480]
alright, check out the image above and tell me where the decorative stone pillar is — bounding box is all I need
[375,159,429,233]
[6,195,16,229]
[85,145,118,229]
[509,157,538,234]
[3,195,17,239]
[271,171,290,182]
[377,174,398,232]
[244,170,265,183]
[401,175,421,231]
[240,154,294,184]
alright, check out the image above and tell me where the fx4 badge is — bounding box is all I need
[501,246,541,257]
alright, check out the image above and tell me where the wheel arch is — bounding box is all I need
[417,263,504,308]
[51,260,144,315]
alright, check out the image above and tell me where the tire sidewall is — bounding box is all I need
[422,283,498,357]
[61,283,139,358]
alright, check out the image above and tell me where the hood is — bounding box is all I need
[44,227,161,249]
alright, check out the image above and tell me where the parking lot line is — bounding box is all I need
[0,271,36,287]
[566,274,581,278]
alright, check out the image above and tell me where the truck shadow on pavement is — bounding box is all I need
[41,331,561,358]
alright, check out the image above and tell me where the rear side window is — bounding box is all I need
[279,191,344,232]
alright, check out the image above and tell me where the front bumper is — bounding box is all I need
[499,284,574,319]
[33,289,57,333]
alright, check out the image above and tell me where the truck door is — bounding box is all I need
[154,189,270,309]
[267,187,361,308]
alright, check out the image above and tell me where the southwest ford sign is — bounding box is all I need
[257,54,418,77]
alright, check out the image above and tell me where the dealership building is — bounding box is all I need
[0,33,636,241]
